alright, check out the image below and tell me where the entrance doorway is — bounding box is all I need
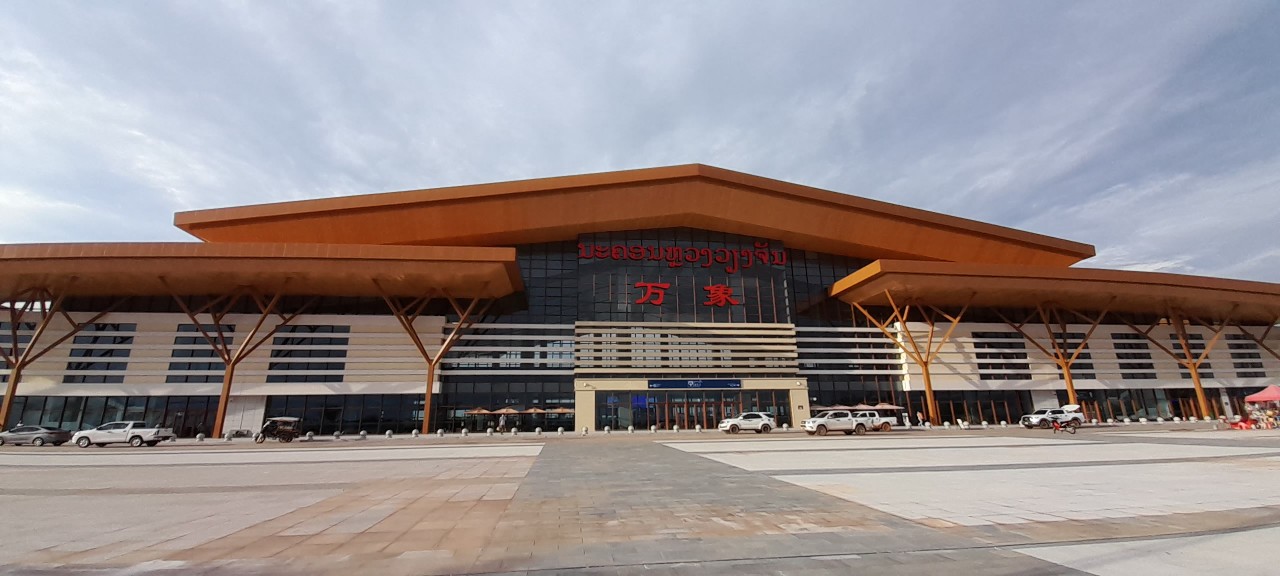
[595,390,792,430]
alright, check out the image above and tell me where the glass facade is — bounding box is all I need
[5,395,219,436]
[264,394,422,435]
[595,389,793,431]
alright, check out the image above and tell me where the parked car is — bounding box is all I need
[0,425,73,446]
[72,421,176,448]
[717,412,776,434]
[1020,407,1085,429]
[802,410,895,436]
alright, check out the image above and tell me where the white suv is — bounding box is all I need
[718,412,776,434]
[1020,408,1085,429]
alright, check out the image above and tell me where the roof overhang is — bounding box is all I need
[830,260,1280,324]
[0,243,522,299]
[174,164,1096,267]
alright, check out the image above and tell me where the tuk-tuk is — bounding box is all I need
[254,416,301,443]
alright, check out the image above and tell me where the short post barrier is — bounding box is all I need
[305,431,315,441]
[557,427,564,435]
[224,432,233,441]
[695,425,703,433]
[581,427,589,436]
[359,430,368,440]
[461,428,469,437]
[604,426,611,434]
[628,426,635,434]
[385,430,394,439]
[535,427,543,435]
[333,431,342,440]
[650,425,657,434]
[195,433,205,442]
[486,428,494,436]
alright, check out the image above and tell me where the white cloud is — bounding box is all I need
[0,1,1276,281]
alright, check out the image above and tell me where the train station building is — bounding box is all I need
[2,164,1278,437]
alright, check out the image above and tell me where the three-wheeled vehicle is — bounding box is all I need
[254,416,301,443]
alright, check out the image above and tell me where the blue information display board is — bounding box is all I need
[647,379,742,390]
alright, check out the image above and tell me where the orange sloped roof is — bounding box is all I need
[174,164,1095,267]
[0,243,521,298]
[830,260,1280,324]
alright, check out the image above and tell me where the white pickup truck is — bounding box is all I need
[802,410,896,436]
[73,421,176,448]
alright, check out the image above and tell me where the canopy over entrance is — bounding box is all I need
[0,242,521,298]
[831,260,1280,323]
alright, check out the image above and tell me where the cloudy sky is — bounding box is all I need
[1,1,1277,281]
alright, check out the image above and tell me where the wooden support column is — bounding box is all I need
[1231,317,1279,361]
[378,283,493,434]
[165,283,313,438]
[1,287,120,428]
[851,291,970,425]
[1122,307,1235,420]
[997,302,1110,408]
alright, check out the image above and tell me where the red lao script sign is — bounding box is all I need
[578,240,787,274]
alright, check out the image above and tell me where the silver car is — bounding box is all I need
[0,425,73,446]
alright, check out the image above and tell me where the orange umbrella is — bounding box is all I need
[492,407,521,415]
[521,407,547,414]
[465,407,493,415]
[548,407,575,414]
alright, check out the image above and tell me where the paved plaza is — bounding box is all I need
[2,426,1280,575]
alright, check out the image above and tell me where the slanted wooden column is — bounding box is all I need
[164,283,315,437]
[1231,315,1279,361]
[377,284,493,434]
[996,303,1110,406]
[1,287,120,427]
[851,291,971,425]
[1122,307,1235,419]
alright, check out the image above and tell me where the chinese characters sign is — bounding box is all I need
[633,282,740,307]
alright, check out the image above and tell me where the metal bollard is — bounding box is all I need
[386,430,394,439]
[581,427,589,436]
[628,426,635,434]
[695,425,703,433]
[650,425,657,433]
[461,428,469,437]
[224,432,233,441]
[673,425,680,433]
[557,427,564,435]
[486,428,494,436]
[306,431,315,441]
[195,433,205,442]
[333,431,342,440]
[535,427,543,435]
[359,430,368,440]
[604,426,611,434]
[512,428,519,436]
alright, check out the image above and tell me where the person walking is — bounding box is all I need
[498,414,507,434]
